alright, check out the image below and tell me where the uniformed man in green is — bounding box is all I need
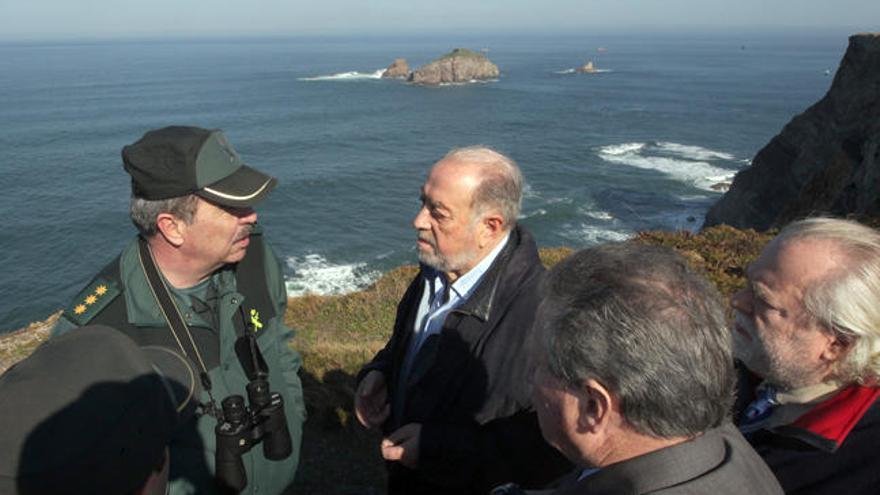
[53,126,305,494]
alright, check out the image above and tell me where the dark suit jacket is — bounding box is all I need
[550,424,783,495]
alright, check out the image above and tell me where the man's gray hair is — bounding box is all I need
[776,217,880,384]
[129,194,199,237]
[538,242,734,439]
[442,146,523,228]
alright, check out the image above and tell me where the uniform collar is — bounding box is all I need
[119,238,234,327]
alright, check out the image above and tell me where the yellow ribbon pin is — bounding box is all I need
[249,309,263,332]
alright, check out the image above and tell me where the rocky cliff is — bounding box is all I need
[408,48,499,85]
[705,33,880,230]
[381,58,409,79]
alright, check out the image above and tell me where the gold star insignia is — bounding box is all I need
[74,304,87,315]
[85,295,97,305]
[95,285,107,296]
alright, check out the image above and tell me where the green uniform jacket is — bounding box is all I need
[53,228,305,495]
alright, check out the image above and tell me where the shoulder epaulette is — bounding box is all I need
[63,277,121,326]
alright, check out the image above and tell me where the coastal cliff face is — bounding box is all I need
[381,58,409,79]
[705,33,880,230]
[408,48,499,85]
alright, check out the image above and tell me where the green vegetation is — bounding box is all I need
[634,225,775,298]
[0,226,781,494]
[437,47,486,61]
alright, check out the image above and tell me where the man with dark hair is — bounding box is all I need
[732,217,880,494]
[53,126,305,494]
[354,146,570,494]
[520,243,782,494]
[0,325,198,494]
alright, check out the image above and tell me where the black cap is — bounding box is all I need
[0,325,200,494]
[122,126,277,207]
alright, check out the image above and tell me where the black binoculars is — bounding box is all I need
[214,376,292,492]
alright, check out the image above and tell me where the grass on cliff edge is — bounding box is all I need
[0,226,776,494]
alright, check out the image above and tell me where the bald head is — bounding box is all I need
[436,146,523,228]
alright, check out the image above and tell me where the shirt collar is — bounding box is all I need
[444,232,511,302]
[768,380,843,406]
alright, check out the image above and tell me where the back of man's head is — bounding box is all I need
[538,242,734,439]
[774,217,880,384]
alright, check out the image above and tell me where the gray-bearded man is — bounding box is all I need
[732,218,880,494]
[354,146,570,494]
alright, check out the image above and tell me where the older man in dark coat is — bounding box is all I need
[354,146,570,494]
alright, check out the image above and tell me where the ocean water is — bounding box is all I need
[0,32,848,331]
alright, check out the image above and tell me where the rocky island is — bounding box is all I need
[381,58,409,79]
[576,61,598,73]
[404,48,499,85]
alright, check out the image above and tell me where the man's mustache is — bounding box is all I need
[417,233,436,248]
[235,224,254,242]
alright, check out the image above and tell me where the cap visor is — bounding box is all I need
[197,164,277,207]
[141,346,200,425]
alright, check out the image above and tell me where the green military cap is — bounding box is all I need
[122,126,277,207]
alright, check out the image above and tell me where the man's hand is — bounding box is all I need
[381,423,422,469]
[354,370,390,429]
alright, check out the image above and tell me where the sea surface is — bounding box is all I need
[0,31,850,332]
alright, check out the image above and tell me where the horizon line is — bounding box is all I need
[0,25,871,45]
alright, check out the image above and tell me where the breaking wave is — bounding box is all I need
[554,68,613,74]
[597,141,738,191]
[298,69,385,81]
[561,223,633,244]
[285,254,380,296]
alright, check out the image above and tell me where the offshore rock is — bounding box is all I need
[408,48,499,85]
[381,58,410,79]
[705,33,880,230]
[576,61,597,73]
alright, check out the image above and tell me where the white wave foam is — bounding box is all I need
[523,182,539,199]
[562,224,633,244]
[676,194,710,201]
[555,68,613,74]
[585,210,613,221]
[520,208,547,219]
[598,141,737,191]
[599,142,645,156]
[436,78,498,86]
[298,69,385,81]
[285,254,379,296]
[656,142,735,161]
